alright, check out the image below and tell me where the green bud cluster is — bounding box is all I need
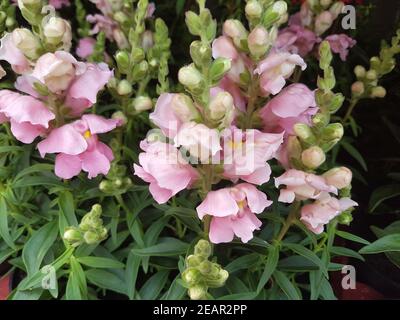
[181,240,229,300]
[290,42,344,170]
[0,1,16,33]
[63,204,108,247]
[99,162,132,195]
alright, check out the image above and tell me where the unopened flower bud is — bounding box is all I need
[178,64,202,90]
[113,11,129,25]
[113,29,129,49]
[323,167,352,189]
[329,1,344,19]
[245,0,262,19]
[286,136,302,160]
[63,228,82,244]
[186,255,204,268]
[351,81,365,96]
[43,17,72,50]
[83,230,100,245]
[117,79,132,95]
[18,0,41,11]
[248,26,271,58]
[182,268,201,286]
[223,19,248,47]
[370,86,386,98]
[315,11,333,35]
[171,94,199,122]
[188,285,207,300]
[294,123,315,143]
[301,146,326,169]
[12,28,41,60]
[99,180,112,192]
[112,111,127,126]
[190,41,211,66]
[370,56,381,70]
[115,51,130,71]
[366,70,377,80]
[209,91,234,121]
[194,239,211,258]
[272,1,288,15]
[323,123,344,140]
[133,96,153,112]
[198,261,212,275]
[354,65,366,78]
[141,30,154,51]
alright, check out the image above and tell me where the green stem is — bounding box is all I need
[276,202,301,242]
[242,75,260,129]
[342,98,359,125]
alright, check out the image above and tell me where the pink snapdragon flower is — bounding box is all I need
[134,140,199,204]
[301,194,358,234]
[0,33,31,74]
[197,183,272,244]
[275,169,337,203]
[76,37,96,59]
[325,34,356,61]
[259,83,318,135]
[37,114,120,179]
[255,52,306,96]
[0,90,55,143]
[275,24,320,57]
[217,77,246,112]
[86,14,117,40]
[149,93,184,138]
[222,127,283,185]
[174,122,222,163]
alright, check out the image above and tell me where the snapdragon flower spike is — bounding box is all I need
[134,140,199,204]
[37,114,121,179]
[196,183,272,244]
[274,169,337,203]
[259,83,318,135]
[325,34,356,62]
[0,90,55,143]
[222,126,283,185]
[300,193,358,234]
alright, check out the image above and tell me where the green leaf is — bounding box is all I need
[284,243,328,277]
[13,176,65,188]
[217,292,258,300]
[132,237,189,257]
[359,234,400,254]
[22,220,58,277]
[86,269,126,295]
[77,256,124,269]
[163,275,186,300]
[257,245,279,293]
[14,164,54,181]
[335,230,370,245]
[320,278,337,300]
[331,246,365,261]
[126,250,141,300]
[139,270,169,300]
[368,184,400,213]
[176,0,186,15]
[341,141,367,171]
[278,255,319,272]
[225,253,260,273]
[0,197,16,249]
[69,256,87,299]
[66,258,82,300]
[273,270,301,300]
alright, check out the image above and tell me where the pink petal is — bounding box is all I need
[9,120,46,143]
[209,217,235,244]
[55,153,82,179]
[149,93,181,138]
[237,183,272,213]
[80,147,112,178]
[0,33,30,74]
[82,114,120,134]
[196,188,239,219]
[149,182,174,204]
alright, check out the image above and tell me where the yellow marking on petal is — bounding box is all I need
[237,200,246,210]
[84,130,91,139]
[228,140,243,149]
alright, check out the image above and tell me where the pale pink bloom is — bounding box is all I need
[275,24,320,57]
[87,14,116,40]
[89,0,113,15]
[325,34,356,61]
[275,169,337,203]
[134,140,199,204]
[0,90,55,143]
[65,62,113,116]
[255,52,306,96]
[197,183,272,243]
[222,127,283,185]
[49,0,70,9]
[259,83,318,135]
[212,36,249,83]
[301,194,358,234]
[174,122,221,163]
[29,51,85,93]
[314,11,334,36]
[150,93,183,138]
[0,33,30,74]
[76,37,96,59]
[37,114,120,179]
